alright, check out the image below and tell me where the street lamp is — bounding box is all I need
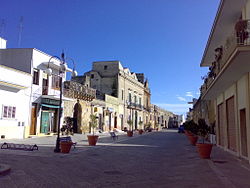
[46,52,77,153]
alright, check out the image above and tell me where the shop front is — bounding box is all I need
[40,98,60,134]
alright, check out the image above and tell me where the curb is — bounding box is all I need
[0,164,11,176]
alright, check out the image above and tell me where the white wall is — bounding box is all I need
[0,65,32,139]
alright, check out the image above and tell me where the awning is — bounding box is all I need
[41,95,74,101]
[41,104,60,108]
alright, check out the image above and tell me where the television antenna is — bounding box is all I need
[0,19,6,37]
[18,16,24,47]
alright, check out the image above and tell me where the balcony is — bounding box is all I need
[63,81,96,101]
[143,106,151,112]
[201,19,250,99]
[127,102,143,111]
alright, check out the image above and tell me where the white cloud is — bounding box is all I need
[155,103,192,115]
[186,91,193,97]
[177,96,186,101]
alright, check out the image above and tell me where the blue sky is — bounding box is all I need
[0,0,220,115]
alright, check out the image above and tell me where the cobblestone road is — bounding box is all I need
[1,130,250,188]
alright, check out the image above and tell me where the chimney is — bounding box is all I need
[0,37,7,49]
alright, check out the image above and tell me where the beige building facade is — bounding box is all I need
[197,0,250,161]
[74,61,145,130]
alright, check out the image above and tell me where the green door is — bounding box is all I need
[41,111,49,134]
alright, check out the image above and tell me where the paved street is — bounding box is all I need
[1,130,250,188]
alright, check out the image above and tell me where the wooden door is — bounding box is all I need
[240,109,248,157]
[226,96,237,151]
[30,107,37,135]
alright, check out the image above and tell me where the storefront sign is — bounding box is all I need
[41,98,60,106]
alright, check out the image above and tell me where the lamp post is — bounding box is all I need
[46,52,77,153]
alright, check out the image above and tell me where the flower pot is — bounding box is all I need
[188,135,198,146]
[196,143,213,159]
[60,141,73,153]
[127,130,133,137]
[87,135,99,146]
[138,129,143,135]
[184,130,192,136]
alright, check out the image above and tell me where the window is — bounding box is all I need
[139,97,141,105]
[91,74,94,79]
[33,69,39,85]
[121,90,124,100]
[129,93,132,102]
[52,75,60,89]
[104,65,108,70]
[134,95,137,104]
[2,106,16,119]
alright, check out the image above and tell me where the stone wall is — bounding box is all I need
[63,99,91,134]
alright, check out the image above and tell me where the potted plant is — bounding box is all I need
[60,117,74,153]
[138,121,143,135]
[196,118,213,159]
[127,120,133,137]
[87,114,99,146]
[144,122,152,132]
[155,123,159,131]
[183,120,192,136]
[187,120,198,146]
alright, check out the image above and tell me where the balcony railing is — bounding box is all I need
[200,19,250,97]
[127,102,143,110]
[143,106,151,112]
[33,86,60,97]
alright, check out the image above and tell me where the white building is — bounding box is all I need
[0,46,72,138]
[0,64,32,139]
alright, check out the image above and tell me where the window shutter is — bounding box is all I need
[12,107,16,118]
[3,106,8,118]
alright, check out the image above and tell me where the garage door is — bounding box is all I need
[226,96,237,152]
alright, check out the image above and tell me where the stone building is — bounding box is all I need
[136,73,152,127]
[150,104,174,129]
[63,80,96,134]
[73,61,145,130]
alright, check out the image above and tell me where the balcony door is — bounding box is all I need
[42,76,48,95]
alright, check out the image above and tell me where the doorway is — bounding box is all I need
[135,111,138,129]
[218,103,224,146]
[73,103,82,133]
[226,96,236,152]
[41,111,49,134]
[114,116,117,128]
[240,108,248,157]
[42,76,48,95]
[109,113,112,130]
[30,105,37,135]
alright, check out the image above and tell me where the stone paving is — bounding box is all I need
[0,130,250,187]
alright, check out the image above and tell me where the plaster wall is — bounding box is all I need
[0,66,32,139]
